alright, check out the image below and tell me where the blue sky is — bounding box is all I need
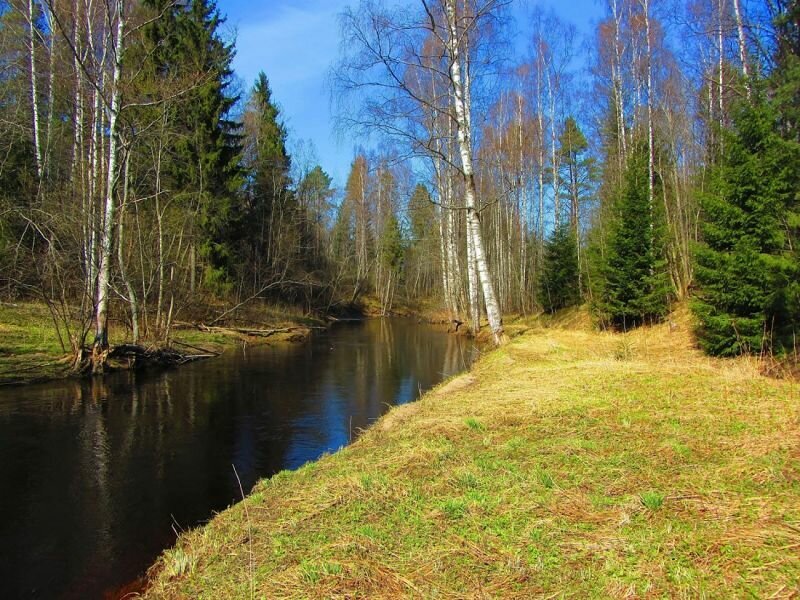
[221,0,605,188]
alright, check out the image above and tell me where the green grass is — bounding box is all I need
[0,301,320,385]
[0,302,77,384]
[639,491,665,511]
[0,302,73,356]
[144,316,800,599]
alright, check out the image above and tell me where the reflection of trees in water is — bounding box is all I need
[0,322,474,599]
[442,331,472,378]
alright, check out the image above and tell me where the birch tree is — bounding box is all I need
[91,0,124,370]
[26,0,43,180]
[334,0,508,343]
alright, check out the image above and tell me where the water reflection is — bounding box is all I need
[0,319,474,599]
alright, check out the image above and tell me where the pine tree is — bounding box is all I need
[558,117,594,229]
[595,140,670,328]
[296,165,334,269]
[538,222,581,313]
[692,93,800,356]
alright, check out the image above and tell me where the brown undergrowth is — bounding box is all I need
[143,309,800,599]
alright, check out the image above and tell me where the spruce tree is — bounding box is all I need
[406,184,439,297]
[595,140,670,328]
[538,223,580,313]
[241,72,293,286]
[379,214,404,277]
[144,0,242,293]
[692,94,800,356]
[772,0,800,337]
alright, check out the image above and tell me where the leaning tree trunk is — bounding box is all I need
[444,0,504,345]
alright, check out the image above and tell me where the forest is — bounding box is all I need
[0,0,797,371]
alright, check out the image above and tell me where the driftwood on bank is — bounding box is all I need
[197,324,312,338]
[107,344,215,368]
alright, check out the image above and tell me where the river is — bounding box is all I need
[0,319,475,599]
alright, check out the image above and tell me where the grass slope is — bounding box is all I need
[145,315,800,599]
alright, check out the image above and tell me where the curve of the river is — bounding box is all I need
[0,319,475,599]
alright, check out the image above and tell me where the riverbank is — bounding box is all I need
[0,301,324,386]
[143,311,800,598]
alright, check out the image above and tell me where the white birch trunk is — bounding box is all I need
[70,0,83,179]
[732,0,750,95]
[718,0,725,127]
[465,206,480,334]
[43,1,55,179]
[445,174,461,318]
[642,0,655,215]
[611,0,627,162]
[92,0,124,368]
[444,0,504,344]
[536,49,545,285]
[28,0,43,180]
[546,67,559,226]
[438,204,451,315]
[517,93,527,310]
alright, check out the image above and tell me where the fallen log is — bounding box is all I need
[198,324,309,338]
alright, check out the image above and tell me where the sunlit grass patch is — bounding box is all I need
[464,417,485,431]
[164,547,196,578]
[144,316,800,599]
[639,491,665,511]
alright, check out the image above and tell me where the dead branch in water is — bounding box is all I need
[108,344,214,367]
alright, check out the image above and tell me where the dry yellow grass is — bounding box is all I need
[143,314,800,599]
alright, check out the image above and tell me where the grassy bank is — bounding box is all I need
[0,301,321,385]
[144,312,799,598]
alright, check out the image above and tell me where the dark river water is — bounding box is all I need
[0,319,475,599]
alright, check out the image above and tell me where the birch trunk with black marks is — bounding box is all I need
[444,0,504,344]
[732,0,750,96]
[92,0,125,372]
[641,0,655,217]
[28,0,43,180]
